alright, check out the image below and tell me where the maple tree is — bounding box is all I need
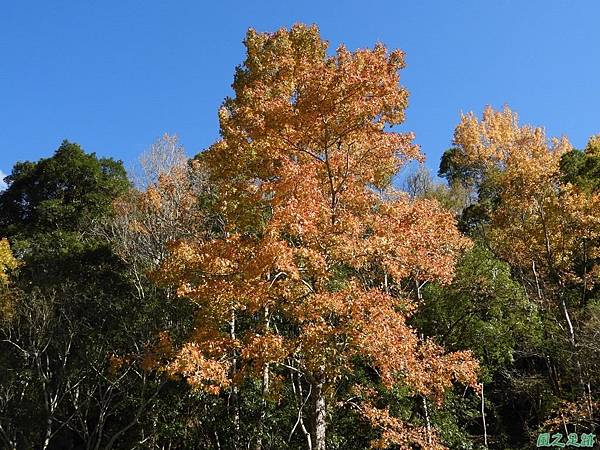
[156,24,478,449]
[450,106,599,307]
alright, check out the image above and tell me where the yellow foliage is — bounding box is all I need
[453,106,600,294]
[0,238,18,286]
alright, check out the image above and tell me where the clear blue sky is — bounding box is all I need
[1,1,599,189]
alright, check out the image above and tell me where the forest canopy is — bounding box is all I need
[1,24,598,450]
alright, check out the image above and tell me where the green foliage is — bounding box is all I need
[431,392,482,450]
[560,144,600,193]
[0,142,164,449]
[415,245,542,380]
[411,245,549,449]
[0,140,129,237]
[439,147,480,188]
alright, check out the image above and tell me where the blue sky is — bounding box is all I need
[1,1,599,187]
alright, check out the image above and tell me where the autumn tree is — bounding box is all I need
[0,240,18,284]
[0,238,18,316]
[156,24,478,449]
[102,134,240,449]
[446,106,600,439]
[105,134,218,298]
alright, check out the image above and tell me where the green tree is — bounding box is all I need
[0,141,170,449]
[560,135,600,193]
[414,245,545,449]
[0,140,128,236]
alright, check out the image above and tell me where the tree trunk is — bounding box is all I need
[559,294,593,419]
[422,395,431,446]
[311,380,326,450]
[481,383,488,449]
[254,305,271,450]
[42,416,52,450]
[229,311,240,449]
[254,362,270,450]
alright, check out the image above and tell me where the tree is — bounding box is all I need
[132,133,188,190]
[101,135,232,449]
[560,135,600,193]
[0,140,129,238]
[447,106,600,442]
[405,164,473,216]
[0,239,18,286]
[405,164,435,199]
[414,245,544,449]
[156,24,478,449]
[0,239,20,448]
[0,141,172,449]
[105,134,216,298]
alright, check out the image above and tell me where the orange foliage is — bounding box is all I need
[156,24,478,444]
[362,404,445,450]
